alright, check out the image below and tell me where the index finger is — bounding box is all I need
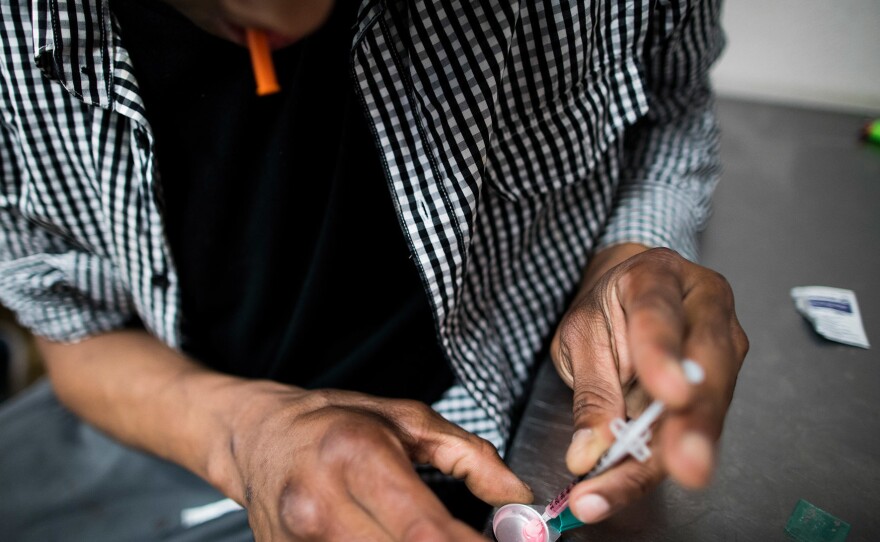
[616,249,692,407]
[345,438,483,542]
[660,272,747,488]
[386,401,533,506]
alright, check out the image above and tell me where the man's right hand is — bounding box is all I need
[38,330,532,542]
[230,386,533,541]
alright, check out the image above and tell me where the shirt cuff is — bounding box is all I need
[597,180,706,262]
[0,252,134,342]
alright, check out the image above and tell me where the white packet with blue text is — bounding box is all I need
[791,286,870,349]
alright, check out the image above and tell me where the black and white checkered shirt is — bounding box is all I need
[0,0,723,450]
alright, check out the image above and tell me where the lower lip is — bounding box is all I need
[225,22,298,50]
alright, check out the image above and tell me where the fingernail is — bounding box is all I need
[680,431,713,469]
[574,494,610,523]
[569,428,593,455]
[571,427,592,444]
[566,429,596,473]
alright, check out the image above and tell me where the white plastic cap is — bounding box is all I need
[681,359,705,385]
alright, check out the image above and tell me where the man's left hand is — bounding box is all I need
[550,244,748,523]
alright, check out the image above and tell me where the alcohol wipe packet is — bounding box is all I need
[791,286,870,349]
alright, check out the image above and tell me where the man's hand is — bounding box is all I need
[228,386,533,541]
[39,331,531,542]
[550,244,748,523]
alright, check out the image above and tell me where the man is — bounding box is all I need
[0,0,747,540]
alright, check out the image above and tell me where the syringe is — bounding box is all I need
[493,359,705,542]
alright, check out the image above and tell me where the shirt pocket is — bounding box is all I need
[2,106,126,256]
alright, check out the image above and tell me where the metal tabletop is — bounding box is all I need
[489,99,880,541]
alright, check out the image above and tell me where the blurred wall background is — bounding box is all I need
[712,0,880,114]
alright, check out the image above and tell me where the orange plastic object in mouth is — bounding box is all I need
[245,29,280,96]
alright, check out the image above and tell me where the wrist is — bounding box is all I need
[175,369,251,502]
[580,243,651,294]
[203,377,306,503]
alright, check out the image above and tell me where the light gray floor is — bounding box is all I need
[492,99,880,541]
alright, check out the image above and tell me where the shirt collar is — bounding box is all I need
[354,0,385,46]
[32,0,382,119]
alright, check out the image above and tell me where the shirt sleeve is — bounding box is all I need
[597,0,726,262]
[0,122,135,343]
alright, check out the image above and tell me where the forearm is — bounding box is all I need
[598,0,724,261]
[37,329,290,503]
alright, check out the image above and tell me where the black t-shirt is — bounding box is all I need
[111,0,453,403]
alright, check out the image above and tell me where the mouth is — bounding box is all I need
[220,19,299,50]
[260,30,299,49]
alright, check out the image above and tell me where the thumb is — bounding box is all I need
[566,338,627,475]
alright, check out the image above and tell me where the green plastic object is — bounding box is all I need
[547,507,586,534]
[863,119,880,145]
[784,499,850,542]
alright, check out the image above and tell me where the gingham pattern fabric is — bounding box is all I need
[1,0,724,450]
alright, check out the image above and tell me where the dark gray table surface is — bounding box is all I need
[490,99,880,541]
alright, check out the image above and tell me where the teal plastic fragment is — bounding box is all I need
[784,499,850,542]
[547,507,586,534]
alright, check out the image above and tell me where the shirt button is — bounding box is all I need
[134,127,150,151]
[151,273,170,289]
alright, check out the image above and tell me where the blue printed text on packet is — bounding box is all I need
[808,298,853,313]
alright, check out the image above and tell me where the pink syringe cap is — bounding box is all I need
[492,504,560,542]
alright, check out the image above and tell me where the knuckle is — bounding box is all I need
[646,246,681,263]
[307,389,334,410]
[279,484,325,539]
[470,434,500,459]
[320,416,388,460]
[703,270,734,304]
[621,465,659,498]
[732,322,750,360]
[618,248,687,298]
[402,517,443,542]
[388,399,439,441]
[438,434,499,480]
[394,398,434,421]
[633,247,684,274]
[572,379,619,423]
